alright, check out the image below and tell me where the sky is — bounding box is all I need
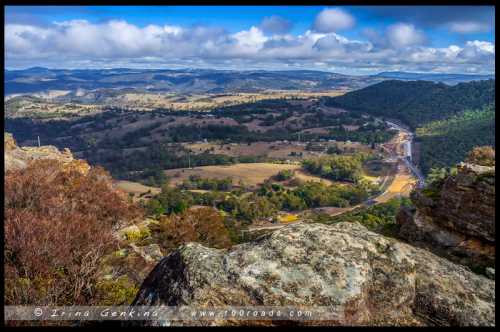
[4,6,495,75]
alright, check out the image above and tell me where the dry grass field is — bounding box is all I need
[185,141,372,160]
[7,99,103,118]
[109,90,346,111]
[163,162,332,188]
[114,180,161,196]
[185,141,321,160]
[164,163,301,187]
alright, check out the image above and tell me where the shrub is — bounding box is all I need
[95,276,139,306]
[5,159,142,305]
[275,169,294,181]
[155,207,233,253]
[466,146,495,166]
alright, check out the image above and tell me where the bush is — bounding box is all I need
[95,276,139,306]
[5,159,142,305]
[154,207,233,253]
[274,169,295,181]
[466,146,495,166]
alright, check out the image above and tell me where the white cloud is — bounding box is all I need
[386,23,426,48]
[313,8,355,33]
[230,26,268,56]
[4,19,495,74]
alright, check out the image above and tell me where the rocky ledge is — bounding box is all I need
[133,222,495,326]
[4,133,90,174]
[397,162,495,271]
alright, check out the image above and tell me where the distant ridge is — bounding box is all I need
[373,71,494,81]
[4,67,494,96]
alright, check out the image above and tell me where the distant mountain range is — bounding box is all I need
[374,71,493,83]
[4,67,494,96]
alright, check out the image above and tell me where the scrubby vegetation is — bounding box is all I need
[274,169,295,181]
[466,145,495,166]
[151,207,233,253]
[4,159,141,306]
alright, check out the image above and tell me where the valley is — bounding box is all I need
[4,68,495,327]
[4,4,496,327]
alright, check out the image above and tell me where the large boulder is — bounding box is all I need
[133,222,495,326]
[397,162,495,270]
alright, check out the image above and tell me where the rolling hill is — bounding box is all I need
[5,67,493,97]
[326,79,495,129]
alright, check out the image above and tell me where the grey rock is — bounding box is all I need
[133,222,495,326]
[485,267,495,280]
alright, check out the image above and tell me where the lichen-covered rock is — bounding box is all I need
[133,222,495,326]
[4,132,90,174]
[397,162,495,270]
[486,268,495,280]
[130,244,164,263]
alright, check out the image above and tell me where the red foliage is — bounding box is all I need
[156,207,232,253]
[5,159,142,305]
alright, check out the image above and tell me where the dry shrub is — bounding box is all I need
[466,146,495,166]
[5,159,142,305]
[155,207,232,253]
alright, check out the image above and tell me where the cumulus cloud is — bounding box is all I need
[4,18,495,74]
[260,15,292,34]
[386,23,426,48]
[313,8,355,33]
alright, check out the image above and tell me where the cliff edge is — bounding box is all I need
[4,133,90,174]
[397,160,495,272]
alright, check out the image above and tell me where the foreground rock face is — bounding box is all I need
[397,162,495,270]
[133,222,495,326]
[4,133,90,174]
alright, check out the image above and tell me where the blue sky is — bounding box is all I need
[5,6,495,74]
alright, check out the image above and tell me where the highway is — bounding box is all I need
[245,120,425,233]
[385,121,425,188]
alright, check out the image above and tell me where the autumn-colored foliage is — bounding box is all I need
[466,146,495,166]
[4,159,142,305]
[155,207,232,253]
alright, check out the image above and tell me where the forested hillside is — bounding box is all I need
[416,105,495,174]
[326,79,495,129]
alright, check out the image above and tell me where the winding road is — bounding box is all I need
[246,120,424,233]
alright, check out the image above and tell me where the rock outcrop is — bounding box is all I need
[133,222,495,326]
[4,132,90,174]
[397,162,495,271]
